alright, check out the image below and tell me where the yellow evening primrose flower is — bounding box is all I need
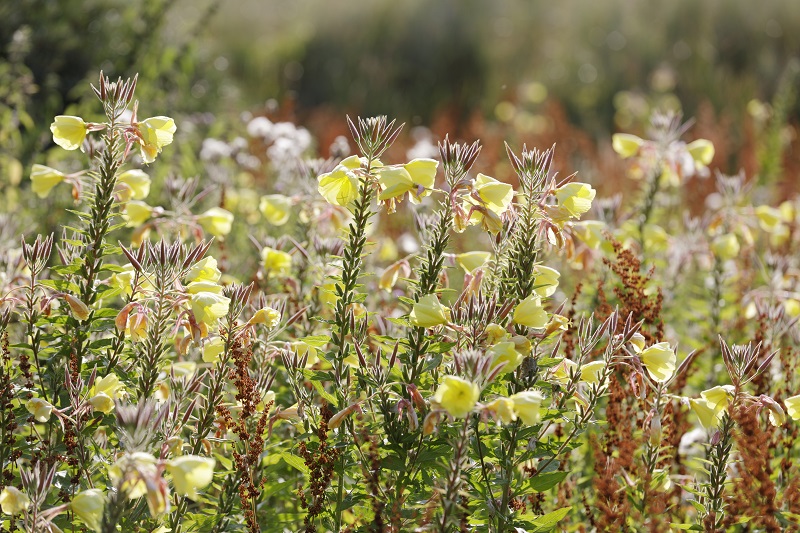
[710,233,739,261]
[571,220,607,249]
[700,385,734,412]
[456,251,492,274]
[138,116,177,164]
[261,247,292,277]
[291,341,320,367]
[410,294,451,328]
[533,265,560,297]
[166,456,216,500]
[92,373,126,399]
[259,194,292,226]
[379,260,410,291]
[611,133,644,159]
[510,390,544,425]
[117,169,151,200]
[488,341,523,374]
[554,182,596,221]
[403,158,438,202]
[551,358,578,385]
[123,200,154,227]
[197,207,234,237]
[30,164,66,198]
[317,155,361,206]
[248,306,281,328]
[686,139,715,166]
[0,486,31,515]
[25,397,53,422]
[580,361,606,384]
[485,323,508,345]
[190,291,231,325]
[690,398,723,430]
[71,489,105,532]
[64,294,91,320]
[473,173,514,214]
[202,337,225,364]
[377,167,415,201]
[639,342,676,383]
[89,393,115,414]
[785,394,800,421]
[433,375,481,418]
[755,205,783,233]
[185,257,222,284]
[512,294,548,328]
[51,115,87,150]
[485,397,517,424]
[108,452,158,501]
[629,332,646,353]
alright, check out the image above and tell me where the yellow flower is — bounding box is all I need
[410,294,451,328]
[377,167,414,201]
[579,361,606,384]
[485,397,517,424]
[687,139,715,166]
[784,394,800,421]
[700,385,734,411]
[166,455,215,500]
[197,207,234,237]
[533,265,560,297]
[89,373,126,413]
[755,205,782,233]
[455,251,492,274]
[123,200,154,227]
[488,341,523,374]
[611,133,644,158]
[108,452,164,515]
[89,393,115,414]
[485,323,508,345]
[185,257,221,284]
[30,164,65,198]
[71,489,105,532]
[571,220,606,249]
[403,158,438,202]
[117,169,151,200]
[551,358,577,385]
[379,260,410,291]
[639,342,676,382]
[25,397,53,422]
[186,281,223,294]
[629,332,646,353]
[248,306,281,328]
[317,155,361,206]
[259,194,292,226]
[261,247,292,277]
[473,173,514,214]
[126,312,147,342]
[64,294,91,320]
[0,486,31,515]
[202,337,225,364]
[51,115,87,151]
[690,398,723,430]
[510,390,544,425]
[512,294,548,328]
[553,182,596,221]
[171,361,197,377]
[291,341,319,367]
[138,116,177,164]
[710,233,739,261]
[190,291,231,325]
[433,375,480,418]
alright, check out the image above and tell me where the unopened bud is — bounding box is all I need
[64,294,90,321]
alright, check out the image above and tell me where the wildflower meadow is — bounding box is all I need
[2,2,800,532]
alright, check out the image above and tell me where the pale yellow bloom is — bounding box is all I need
[455,251,492,274]
[433,375,481,418]
[579,361,606,384]
[379,260,410,291]
[571,220,607,249]
[629,332,646,353]
[202,337,225,364]
[123,200,154,227]
[553,182,596,221]
[261,247,292,277]
[248,306,280,328]
[484,323,508,345]
[190,291,231,325]
[186,281,223,295]
[533,265,560,297]
[551,358,578,385]
[510,390,544,425]
[0,486,30,515]
[687,139,715,166]
[317,155,361,206]
[185,257,221,284]
[51,115,87,150]
[785,394,800,421]
[755,205,783,233]
[484,397,517,424]
[512,294,548,328]
[138,116,177,164]
[700,385,734,411]
[291,341,319,367]
[403,158,438,202]
[171,361,197,377]
[64,293,91,320]
[71,489,105,532]
[117,169,151,200]
[89,393,115,414]
[259,194,292,226]
[473,173,514,214]
[410,294,451,328]
[30,164,65,198]
[639,342,676,382]
[197,207,234,237]
[25,397,53,422]
[710,233,739,261]
[611,133,644,158]
[488,341,523,374]
[690,398,723,430]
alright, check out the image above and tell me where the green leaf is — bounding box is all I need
[527,470,568,492]
[309,379,338,408]
[527,506,571,532]
[280,453,308,476]
[669,524,704,531]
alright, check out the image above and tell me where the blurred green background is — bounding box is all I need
[1,0,798,170]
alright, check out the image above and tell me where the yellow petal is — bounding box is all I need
[51,115,87,151]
